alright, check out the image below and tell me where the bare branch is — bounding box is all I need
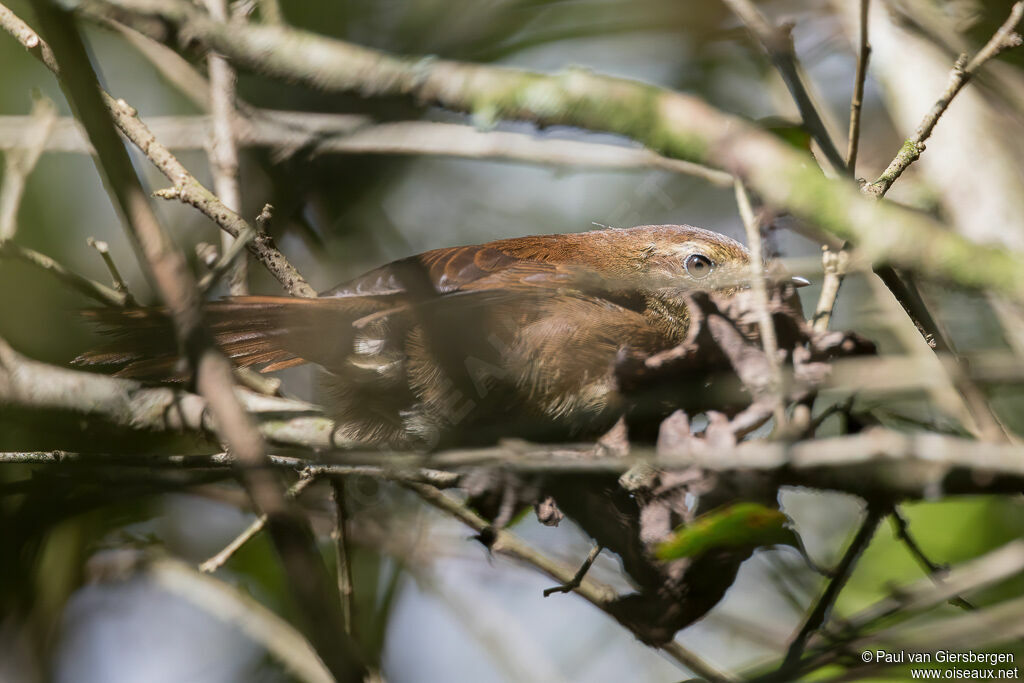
[890,506,975,610]
[811,246,848,332]
[199,472,319,573]
[779,506,883,673]
[0,94,56,240]
[197,220,255,294]
[762,539,1024,678]
[203,0,247,295]
[6,341,1024,500]
[543,544,603,597]
[734,178,785,426]
[0,240,128,306]
[0,3,316,297]
[331,477,355,634]
[86,236,137,305]
[846,0,871,173]
[144,556,334,683]
[105,17,211,111]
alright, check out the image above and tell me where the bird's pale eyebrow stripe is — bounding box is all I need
[664,241,707,256]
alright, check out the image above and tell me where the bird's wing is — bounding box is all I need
[76,245,630,379]
[319,243,616,298]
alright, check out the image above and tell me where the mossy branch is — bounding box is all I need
[70,0,1024,299]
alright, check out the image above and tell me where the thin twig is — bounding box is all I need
[889,507,975,610]
[812,246,848,332]
[754,539,1024,681]
[778,505,884,674]
[199,471,319,573]
[811,2,1023,345]
[846,0,871,173]
[104,18,212,112]
[203,0,247,295]
[543,544,602,597]
[0,94,56,240]
[863,271,983,436]
[866,1,1024,198]
[876,267,1009,442]
[0,450,460,488]
[0,3,315,297]
[331,477,355,634]
[86,237,137,306]
[197,223,255,294]
[720,0,847,174]
[735,179,785,427]
[0,240,127,306]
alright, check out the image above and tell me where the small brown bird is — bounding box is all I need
[77,224,766,448]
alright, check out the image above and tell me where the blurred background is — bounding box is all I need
[1,0,1024,681]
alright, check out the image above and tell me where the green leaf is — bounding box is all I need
[655,502,799,561]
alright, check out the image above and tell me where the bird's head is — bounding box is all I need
[629,225,753,294]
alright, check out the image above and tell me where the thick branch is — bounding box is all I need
[4,338,1024,502]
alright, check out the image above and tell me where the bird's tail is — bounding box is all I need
[74,296,373,380]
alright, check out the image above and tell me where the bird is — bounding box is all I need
[76,223,811,644]
[76,224,792,449]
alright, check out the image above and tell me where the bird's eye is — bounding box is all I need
[684,254,714,279]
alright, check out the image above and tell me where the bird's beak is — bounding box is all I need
[791,276,811,288]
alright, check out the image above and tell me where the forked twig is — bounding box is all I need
[200,471,319,573]
[866,2,1024,198]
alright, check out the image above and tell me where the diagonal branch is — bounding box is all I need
[0,240,128,306]
[403,481,737,682]
[720,0,847,175]
[0,94,56,240]
[778,505,883,675]
[0,2,315,298]
[23,3,359,679]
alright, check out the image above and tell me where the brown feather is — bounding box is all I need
[76,224,751,447]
